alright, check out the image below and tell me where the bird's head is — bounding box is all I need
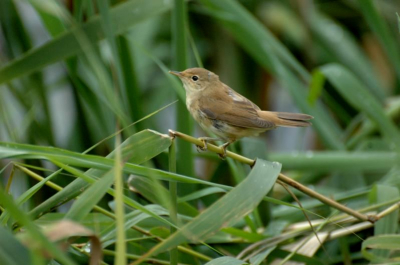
[169,68,219,94]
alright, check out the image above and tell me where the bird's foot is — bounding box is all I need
[217,141,232,160]
[196,137,220,152]
[218,150,227,160]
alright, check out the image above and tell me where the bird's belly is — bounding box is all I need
[206,119,264,141]
[188,105,265,141]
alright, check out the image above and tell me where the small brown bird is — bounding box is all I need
[170,68,313,157]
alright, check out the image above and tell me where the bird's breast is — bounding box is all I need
[185,94,266,141]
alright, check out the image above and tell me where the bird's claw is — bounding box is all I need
[217,143,230,160]
[196,137,232,159]
[196,138,208,152]
[218,149,227,160]
[196,144,207,152]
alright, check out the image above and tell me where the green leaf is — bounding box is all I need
[347,98,400,148]
[64,169,115,222]
[205,257,248,265]
[117,36,144,127]
[308,12,384,100]
[397,12,400,33]
[371,185,399,235]
[0,187,76,265]
[0,141,225,190]
[320,63,400,151]
[128,175,198,217]
[177,187,226,203]
[221,227,265,242]
[139,159,281,258]
[370,185,399,259]
[0,0,172,84]
[269,151,399,172]
[0,0,33,57]
[130,41,186,102]
[0,139,291,211]
[36,213,114,230]
[119,129,172,165]
[0,226,31,265]
[111,132,126,265]
[50,159,177,230]
[30,0,66,37]
[307,70,325,106]
[0,165,61,225]
[362,235,400,263]
[200,0,307,79]
[100,205,169,247]
[172,0,195,192]
[249,247,276,265]
[27,129,172,219]
[358,0,400,81]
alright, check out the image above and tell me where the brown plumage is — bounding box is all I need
[170,67,313,157]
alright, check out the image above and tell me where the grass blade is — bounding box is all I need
[362,235,400,263]
[0,187,76,265]
[370,185,399,259]
[0,226,31,265]
[113,132,126,265]
[64,169,115,222]
[27,129,172,219]
[320,63,400,151]
[169,139,178,265]
[132,159,281,262]
[0,0,172,84]
[172,0,194,179]
[0,165,61,225]
[308,11,385,100]
[269,151,399,172]
[128,175,198,217]
[358,0,400,82]
[205,257,247,265]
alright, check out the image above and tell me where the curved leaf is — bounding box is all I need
[362,235,400,263]
[133,159,281,261]
[26,129,172,219]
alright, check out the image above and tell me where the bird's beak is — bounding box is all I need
[169,70,182,77]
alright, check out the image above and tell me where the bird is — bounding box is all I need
[169,67,313,158]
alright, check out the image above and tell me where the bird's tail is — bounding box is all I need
[273,112,313,127]
[258,111,313,127]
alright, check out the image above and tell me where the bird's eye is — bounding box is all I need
[192,75,199,81]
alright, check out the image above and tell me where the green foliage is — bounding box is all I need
[1,0,400,264]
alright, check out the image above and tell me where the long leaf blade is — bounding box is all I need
[135,159,281,260]
[0,0,172,84]
[320,63,400,151]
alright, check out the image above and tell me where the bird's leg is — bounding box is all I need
[218,140,235,159]
[197,137,221,152]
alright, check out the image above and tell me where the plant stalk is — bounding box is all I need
[168,138,178,265]
[169,130,375,223]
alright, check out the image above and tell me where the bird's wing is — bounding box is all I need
[198,85,276,129]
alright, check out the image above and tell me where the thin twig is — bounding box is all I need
[169,130,375,223]
[16,164,212,262]
[276,180,329,264]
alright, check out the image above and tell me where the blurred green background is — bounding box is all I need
[1,0,400,264]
